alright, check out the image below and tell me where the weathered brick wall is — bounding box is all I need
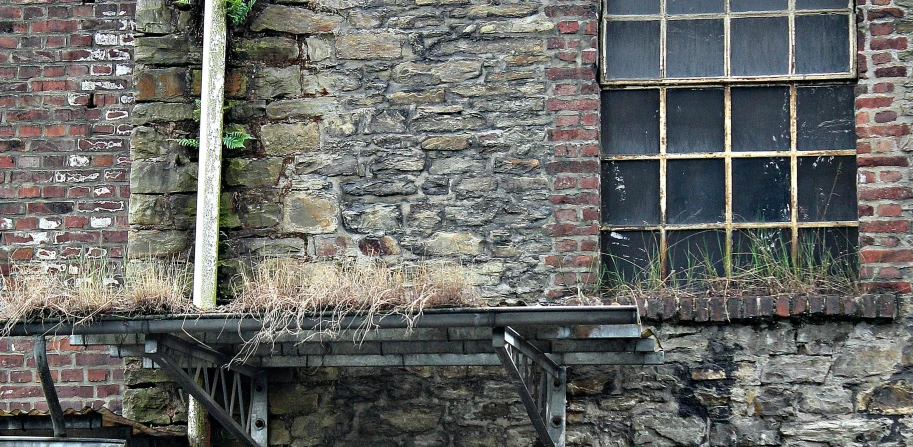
[0,0,134,272]
[0,0,132,412]
[0,337,124,413]
[857,0,913,293]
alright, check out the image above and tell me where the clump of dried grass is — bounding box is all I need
[0,258,195,334]
[224,258,481,345]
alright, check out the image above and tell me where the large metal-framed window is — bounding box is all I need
[600,0,858,281]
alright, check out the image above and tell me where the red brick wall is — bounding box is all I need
[856,0,913,293]
[0,0,133,273]
[0,0,132,412]
[0,337,123,413]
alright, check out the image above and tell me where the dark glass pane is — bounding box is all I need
[667,159,725,224]
[667,0,723,14]
[731,0,788,11]
[605,21,661,79]
[797,227,858,277]
[732,158,791,222]
[796,0,850,9]
[602,89,660,155]
[797,156,857,222]
[667,88,724,153]
[667,230,726,284]
[795,14,851,74]
[796,85,855,151]
[602,160,660,225]
[732,86,791,152]
[667,19,724,78]
[606,0,660,15]
[731,17,789,76]
[602,231,660,283]
[732,228,792,272]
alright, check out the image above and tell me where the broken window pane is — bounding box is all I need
[602,231,660,283]
[602,160,660,225]
[667,230,726,283]
[731,17,789,76]
[732,86,791,152]
[602,89,660,155]
[732,158,791,223]
[796,85,855,151]
[667,88,724,153]
[731,0,788,11]
[795,14,851,74]
[604,20,661,79]
[666,19,724,78]
[796,0,850,9]
[797,156,857,222]
[667,159,725,224]
[606,0,660,15]
[667,0,724,15]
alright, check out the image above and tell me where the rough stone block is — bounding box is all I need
[251,5,343,34]
[224,158,284,188]
[260,122,319,156]
[423,231,482,256]
[336,33,406,60]
[391,60,482,85]
[341,203,401,234]
[130,160,198,194]
[231,37,300,63]
[266,97,338,119]
[135,36,202,65]
[253,66,302,99]
[127,230,191,257]
[135,0,176,34]
[282,192,339,234]
[132,103,196,125]
[135,67,189,102]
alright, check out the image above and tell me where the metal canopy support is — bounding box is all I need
[493,327,566,447]
[143,335,267,447]
[33,336,67,438]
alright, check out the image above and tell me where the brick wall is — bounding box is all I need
[857,0,913,293]
[0,337,123,413]
[0,0,134,273]
[0,0,133,412]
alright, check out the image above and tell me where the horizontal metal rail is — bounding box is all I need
[5,306,639,336]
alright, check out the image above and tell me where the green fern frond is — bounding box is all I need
[226,0,255,26]
[168,138,201,148]
[222,131,254,149]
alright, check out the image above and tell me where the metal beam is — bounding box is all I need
[33,336,66,438]
[144,336,267,447]
[493,327,566,447]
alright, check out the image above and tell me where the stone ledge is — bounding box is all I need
[610,294,901,323]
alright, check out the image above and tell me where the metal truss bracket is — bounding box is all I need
[493,327,566,447]
[144,334,268,447]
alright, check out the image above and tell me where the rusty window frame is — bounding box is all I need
[599,0,858,276]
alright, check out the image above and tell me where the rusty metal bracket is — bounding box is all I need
[143,335,267,447]
[492,327,566,447]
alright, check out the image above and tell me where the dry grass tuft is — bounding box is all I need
[223,258,481,346]
[0,258,195,334]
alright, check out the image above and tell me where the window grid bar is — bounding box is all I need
[601,221,859,233]
[724,85,733,275]
[789,83,800,262]
[600,1,857,85]
[724,0,731,78]
[658,85,668,275]
[602,149,856,161]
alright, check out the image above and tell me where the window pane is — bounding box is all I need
[667,230,726,283]
[797,156,857,222]
[606,0,660,15]
[795,14,851,74]
[731,17,789,76]
[667,159,725,224]
[796,85,855,151]
[667,88,724,153]
[732,229,792,272]
[732,158,791,223]
[602,160,660,225]
[667,19,724,78]
[604,21,661,79]
[667,0,724,14]
[796,0,850,9]
[602,89,660,155]
[797,227,858,278]
[602,231,660,283]
[731,86,790,152]
[731,0,788,11]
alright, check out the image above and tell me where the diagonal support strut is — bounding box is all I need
[493,327,566,447]
[144,335,267,447]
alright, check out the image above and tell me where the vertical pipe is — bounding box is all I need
[193,0,227,310]
[33,336,66,438]
[192,1,227,445]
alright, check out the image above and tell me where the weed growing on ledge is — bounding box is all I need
[601,230,860,300]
